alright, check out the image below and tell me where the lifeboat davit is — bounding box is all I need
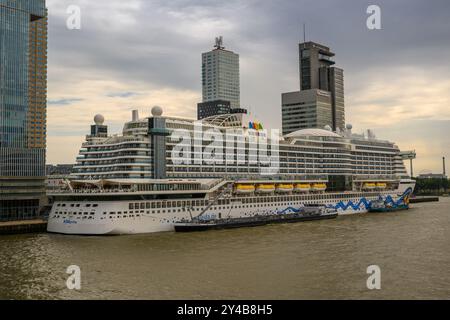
[294,184,311,193]
[256,184,275,193]
[235,184,255,194]
[311,183,327,192]
[276,184,294,193]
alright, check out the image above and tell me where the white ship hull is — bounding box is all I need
[47,183,414,235]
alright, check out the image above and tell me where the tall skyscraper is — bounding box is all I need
[282,41,345,135]
[198,37,240,119]
[0,0,48,221]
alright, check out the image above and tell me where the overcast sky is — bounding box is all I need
[45,0,450,175]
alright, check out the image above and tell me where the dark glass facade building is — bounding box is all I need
[197,100,231,120]
[197,100,248,120]
[282,41,345,135]
[298,42,345,132]
[0,0,47,221]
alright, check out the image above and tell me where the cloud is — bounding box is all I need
[48,98,84,106]
[347,66,450,128]
[106,92,140,98]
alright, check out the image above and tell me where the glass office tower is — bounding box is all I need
[201,38,240,109]
[0,0,47,221]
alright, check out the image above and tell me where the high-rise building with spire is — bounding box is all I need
[198,37,244,119]
[282,41,345,135]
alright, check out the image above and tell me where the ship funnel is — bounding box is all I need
[443,157,447,176]
[132,110,139,121]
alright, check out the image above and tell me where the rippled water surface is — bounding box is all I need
[1,198,449,299]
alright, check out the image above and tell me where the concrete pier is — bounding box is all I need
[0,219,47,235]
[410,196,440,203]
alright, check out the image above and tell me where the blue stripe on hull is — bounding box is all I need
[326,188,413,211]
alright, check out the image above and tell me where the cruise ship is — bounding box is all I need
[47,107,415,235]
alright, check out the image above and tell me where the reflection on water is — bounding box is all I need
[1,198,449,299]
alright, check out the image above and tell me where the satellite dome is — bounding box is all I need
[151,105,163,117]
[324,125,332,132]
[346,124,353,130]
[94,114,104,125]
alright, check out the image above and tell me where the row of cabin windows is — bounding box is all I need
[53,193,381,219]
[56,203,98,208]
[54,192,380,213]
[127,193,374,210]
[54,212,95,215]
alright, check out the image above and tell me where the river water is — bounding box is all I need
[1,198,449,300]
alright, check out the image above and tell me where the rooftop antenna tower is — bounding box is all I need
[303,23,306,43]
[214,36,224,50]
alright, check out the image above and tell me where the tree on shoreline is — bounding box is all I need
[413,177,449,195]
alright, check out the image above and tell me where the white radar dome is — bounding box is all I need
[346,124,353,130]
[324,125,332,131]
[94,114,105,125]
[151,106,163,117]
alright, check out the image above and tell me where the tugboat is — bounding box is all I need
[174,205,338,232]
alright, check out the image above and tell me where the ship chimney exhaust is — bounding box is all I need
[132,110,139,121]
[443,156,447,177]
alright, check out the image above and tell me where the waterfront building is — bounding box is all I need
[198,37,240,119]
[0,0,48,221]
[197,99,231,120]
[46,164,74,176]
[282,89,333,135]
[282,41,345,135]
[417,173,447,179]
[197,99,247,120]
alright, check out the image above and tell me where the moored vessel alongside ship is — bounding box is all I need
[174,205,338,232]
